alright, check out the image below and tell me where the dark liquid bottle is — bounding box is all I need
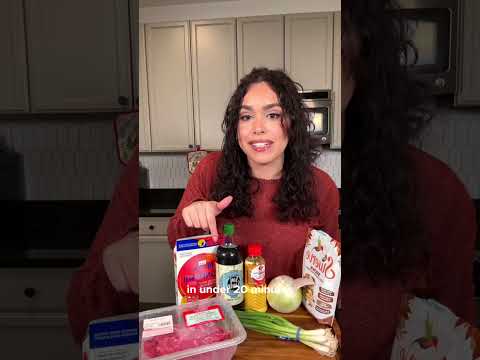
[216,224,244,306]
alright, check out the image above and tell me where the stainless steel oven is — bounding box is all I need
[300,90,331,144]
[397,0,459,94]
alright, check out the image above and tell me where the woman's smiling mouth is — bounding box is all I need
[249,140,273,152]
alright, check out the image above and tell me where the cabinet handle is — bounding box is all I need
[149,225,155,230]
[118,96,129,106]
[24,287,36,298]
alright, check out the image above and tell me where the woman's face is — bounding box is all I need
[237,82,289,178]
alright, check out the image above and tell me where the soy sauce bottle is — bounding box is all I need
[216,224,244,306]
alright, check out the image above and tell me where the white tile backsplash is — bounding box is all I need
[140,148,341,189]
[0,117,123,200]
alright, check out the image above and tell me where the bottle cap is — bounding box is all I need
[223,223,235,236]
[248,244,262,257]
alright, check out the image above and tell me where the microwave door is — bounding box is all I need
[308,108,329,144]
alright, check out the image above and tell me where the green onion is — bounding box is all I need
[235,310,338,357]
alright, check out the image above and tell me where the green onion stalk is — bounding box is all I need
[235,310,338,357]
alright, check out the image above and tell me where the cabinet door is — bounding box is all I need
[0,313,80,359]
[25,0,132,112]
[139,235,176,304]
[130,0,139,109]
[146,21,195,151]
[237,16,284,80]
[0,0,29,113]
[139,25,151,152]
[285,13,334,90]
[455,0,480,106]
[192,19,237,150]
[330,12,342,149]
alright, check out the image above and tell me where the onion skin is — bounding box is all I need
[267,275,303,313]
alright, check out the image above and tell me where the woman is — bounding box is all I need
[168,68,340,281]
[340,0,476,358]
[67,150,139,344]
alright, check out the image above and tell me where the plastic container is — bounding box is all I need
[139,297,247,360]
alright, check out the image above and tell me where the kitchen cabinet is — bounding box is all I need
[0,0,29,113]
[285,13,334,91]
[0,313,80,359]
[139,13,339,152]
[139,25,151,152]
[130,0,139,108]
[0,268,80,359]
[145,21,195,151]
[236,16,284,80]
[455,0,480,106]
[25,0,132,112]
[191,19,237,150]
[139,217,175,304]
[330,12,342,149]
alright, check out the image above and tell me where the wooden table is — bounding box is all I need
[234,307,341,360]
[141,303,341,360]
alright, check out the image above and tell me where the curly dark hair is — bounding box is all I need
[342,0,432,281]
[211,67,322,222]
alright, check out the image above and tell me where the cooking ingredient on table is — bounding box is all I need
[216,224,244,306]
[235,310,338,357]
[244,244,267,312]
[140,297,247,360]
[143,322,232,358]
[302,229,341,325]
[266,275,307,313]
[174,234,219,304]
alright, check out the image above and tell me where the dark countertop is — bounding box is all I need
[1,200,108,268]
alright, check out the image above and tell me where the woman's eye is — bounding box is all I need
[240,114,252,121]
[267,113,281,120]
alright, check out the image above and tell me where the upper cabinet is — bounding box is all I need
[0,0,29,113]
[139,25,151,152]
[285,13,334,90]
[140,13,338,152]
[24,0,132,112]
[455,0,480,106]
[145,21,195,151]
[130,0,139,108]
[236,16,284,80]
[191,19,237,151]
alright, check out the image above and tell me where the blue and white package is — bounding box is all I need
[83,313,139,360]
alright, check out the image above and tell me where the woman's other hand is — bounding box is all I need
[181,195,233,240]
[102,231,139,294]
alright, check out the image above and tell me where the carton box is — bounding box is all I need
[174,234,219,305]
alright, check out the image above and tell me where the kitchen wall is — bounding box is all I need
[141,106,480,198]
[418,107,480,199]
[140,149,341,188]
[0,116,123,200]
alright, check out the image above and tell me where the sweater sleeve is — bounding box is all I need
[66,150,139,344]
[426,173,476,323]
[167,152,220,249]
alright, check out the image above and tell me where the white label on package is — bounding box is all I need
[142,315,174,338]
[183,306,224,327]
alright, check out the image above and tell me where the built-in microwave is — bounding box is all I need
[396,0,459,94]
[300,90,331,145]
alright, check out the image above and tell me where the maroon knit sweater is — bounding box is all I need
[167,151,340,282]
[339,147,476,359]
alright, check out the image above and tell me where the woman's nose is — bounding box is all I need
[252,116,266,135]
